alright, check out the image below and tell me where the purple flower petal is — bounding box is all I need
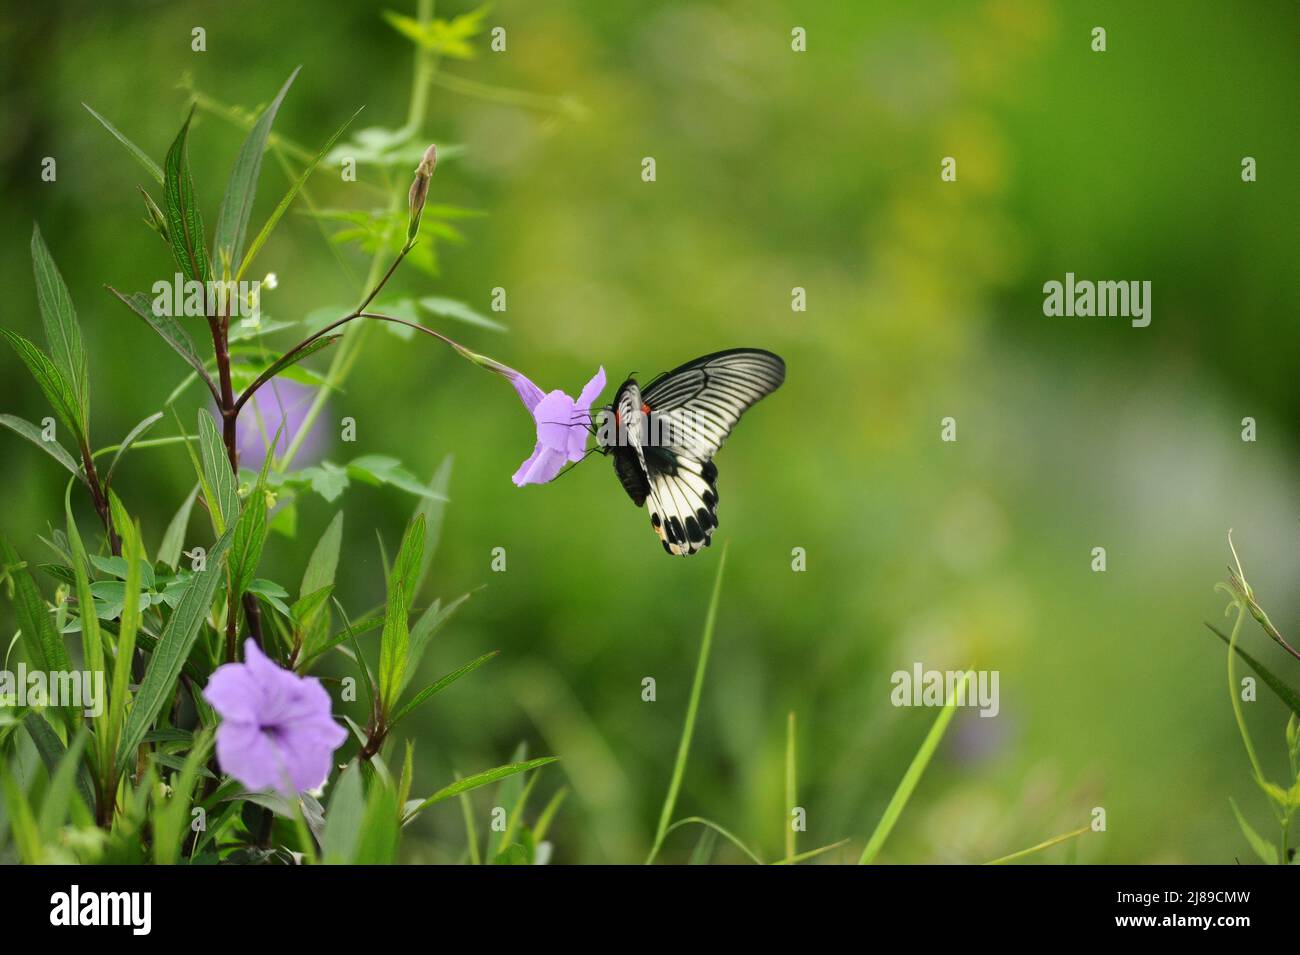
[508,365,605,486]
[512,442,569,486]
[202,639,347,794]
[509,371,546,413]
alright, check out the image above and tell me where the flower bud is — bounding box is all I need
[406,143,438,244]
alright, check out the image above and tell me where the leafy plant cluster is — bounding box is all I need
[0,1,567,865]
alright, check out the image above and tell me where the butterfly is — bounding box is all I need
[594,349,786,556]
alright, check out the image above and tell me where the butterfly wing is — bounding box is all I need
[641,348,786,460]
[639,349,785,556]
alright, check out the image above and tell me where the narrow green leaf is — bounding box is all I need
[1229,797,1278,865]
[159,484,199,570]
[401,591,473,695]
[229,493,268,600]
[196,409,239,534]
[1205,622,1300,718]
[163,112,212,286]
[213,68,300,275]
[0,414,83,482]
[0,329,85,445]
[297,511,342,658]
[390,650,498,727]
[82,102,164,184]
[355,775,400,864]
[107,286,219,397]
[291,584,332,633]
[0,530,73,675]
[31,223,89,421]
[322,760,364,863]
[983,824,1092,865]
[64,508,105,732]
[37,728,90,842]
[106,516,144,795]
[859,669,973,864]
[104,411,165,488]
[404,758,559,824]
[0,759,42,863]
[237,107,363,281]
[23,712,95,811]
[377,575,409,714]
[392,513,426,612]
[116,522,236,773]
[244,335,341,400]
[154,729,213,864]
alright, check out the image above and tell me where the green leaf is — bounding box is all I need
[163,112,212,286]
[859,669,974,864]
[213,68,299,276]
[298,511,342,657]
[37,728,90,842]
[347,455,448,502]
[355,775,400,864]
[322,761,364,864]
[244,335,341,398]
[404,758,558,825]
[82,102,164,184]
[291,584,332,633]
[30,224,89,424]
[107,287,219,397]
[390,650,498,727]
[1205,622,1300,718]
[401,591,473,695]
[116,522,236,773]
[0,530,73,676]
[418,296,506,332]
[104,410,165,488]
[0,414,83,482]
[23,712,95,812]
[0,758,42,863]
[383,5,492,59]
[377,575,409,714]
[159,484,199,570]
[237,106,362,281]
[391,513,426,613]
[64,508,105,739]
[154,729,213,865]
[196,409,239,534]
[0,329,85,445]
[1229,798,1278,865]
[229,493,268,600]
[105,515,144,796]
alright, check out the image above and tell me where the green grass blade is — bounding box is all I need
[104,411,164,489]
[773,837,851,865]
[0,758,42,863]
[647,541,728,863]
[158,484,199,571]
[983,824,1092,865]
[785,709,797,862]
[859,669,973,864]
[456,773,483,865]
[650,815,762,865]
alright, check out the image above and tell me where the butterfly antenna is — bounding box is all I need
[550,445,602,482]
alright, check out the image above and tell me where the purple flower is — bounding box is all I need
[231,378,327,470]
[510,367,606,486]
[202,640,347,794]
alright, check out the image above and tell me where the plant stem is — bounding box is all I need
[278,0,438,472]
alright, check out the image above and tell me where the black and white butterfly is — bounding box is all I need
[595,349,785,556]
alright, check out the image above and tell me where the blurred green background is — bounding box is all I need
[2,0,1299,863]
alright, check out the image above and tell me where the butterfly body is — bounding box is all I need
[597,348,785,556]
